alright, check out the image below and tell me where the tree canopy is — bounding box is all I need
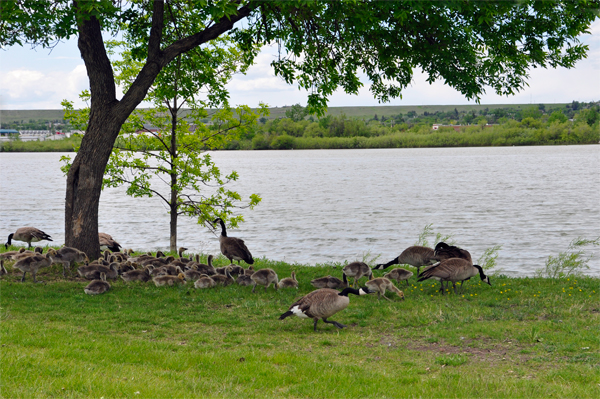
[2,0,598,257]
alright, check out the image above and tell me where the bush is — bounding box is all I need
[270,134,295,150]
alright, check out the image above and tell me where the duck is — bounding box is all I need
[279,286,373,331]
[84,272,111,295]
[153,272,186,287]
[251,268,278,293]
[53,246,89,277]
[98,232,122,252]
[342,262,372,288]
[5,227,52,249]
[13,248,57,283]
[383,268,413,287]
[0,260,7,277]
[310,274,349,289]
[121,266,153,283]
[365,277,405,301]
[211,266,235,286]
[277,271,299,289]
[213,218,254,265]
[417,258,491,295]
[373,245,437,275]
[194,274,216,289]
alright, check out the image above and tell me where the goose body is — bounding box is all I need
[0,248,27,259]
[279,287,372,331]
[98,233,122,252]
[54,246,89,277]
[11,246,44,261]
[251,268,278,292]
[191,255,217,276]
[78,263,118,280]
[310,274,348,289]
[342,262,372,287]
[433,242,472,263]
[121,267,152,283]
[13,249,57,283]
[84,272,111,295]
[277,271,299,289]
[211,266,235,286]
[5,227,52,249]
[213,218,254,265]
[373,245,436,275]
[383,268,413,286]
[417,258,491,295]
[236,273,253,286]
[194,274,216,289]
[365,278,405,301]
[153,273,186,287]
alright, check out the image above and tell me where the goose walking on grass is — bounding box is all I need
[5,227,52,249]
[373,245,436,276]
[365,278,405,301]
[342,262,372,288]
[53,246,89,277]
[213,218,254,265]
[84,272,111,295]
[13,249,57,283]
[251,268,278,293]
[417,258,491,295]
[279,286,373,331]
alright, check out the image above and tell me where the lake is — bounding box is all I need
[1,145,598,276]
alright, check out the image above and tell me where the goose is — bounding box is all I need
[121,266,153,283]
[310,274,349,289]
[153,272,186,287]
[277,271,299,289]
[194,274,216,289]
[211,266,235,286]
[117,261,136,275]
[0,247,27,259]
[213,218,254,265]
[11,246,44,261]
[98,233,122,252]
[13,249,57,283]
[236,273,253,286]
[383,268,413,287]
[80,263,119,280]
[433,242,472,263]
[0,260,7,277]
[193,255,217,276]
[84,272,111,295]
[373,245,436,275]
[251,268,278,293]
[365,277,405,301]
[5,227,52,249]
[342,262,373,288]
[417,258,491,295]
[184,268,205,281]
[243,265,255,276]
[53,246,89,277]
[279,286,373,331]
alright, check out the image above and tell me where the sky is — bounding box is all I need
[1,19,598,111]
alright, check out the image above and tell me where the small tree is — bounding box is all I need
[285,104,308,122]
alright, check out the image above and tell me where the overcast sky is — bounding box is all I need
[1,19,598,111]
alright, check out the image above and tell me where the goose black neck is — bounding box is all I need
[474,265,486,278]
[338,287,361,297]
[6,233,14,247]
[214,218,227,237]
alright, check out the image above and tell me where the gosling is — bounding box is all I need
[84,272,111,295]
[277,271,299,289]
[365,277,405,301]
[383,268,413,287]
[251,268,278,293]
[153,272,186,287]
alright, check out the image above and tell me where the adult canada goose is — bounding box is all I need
[279,286,373,331]
[5,227,52,249]
[383,268,413,287]
[194,274,216,289]
[213,218,254,265]
[433,242,472,263]
[373,245,436,276]
[0,260,7,277]
[251,268,278,293]
[153,273,186,287]
[342,262,373,288]
[277,271,299,289]
[211,266,235,286]
[121,267,153,283]
[53,246,89,277]
[417,258,491,295]
[13,249,57,283]
[11,246,44,261]
[98,233,122,252]
[310,274,349,289]
[84,272,111,295]
[365,278,405,301]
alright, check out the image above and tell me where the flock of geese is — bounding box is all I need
[2,220,492,332]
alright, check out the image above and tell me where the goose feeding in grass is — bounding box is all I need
[5,227,52,249]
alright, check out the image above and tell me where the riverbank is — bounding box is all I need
[1,251,598,398]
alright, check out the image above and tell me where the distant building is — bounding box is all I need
[0,129,19,142]
[432,124,496,131]
[19,130,51,141]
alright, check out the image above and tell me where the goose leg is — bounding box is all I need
[313,319,319,331]
[405,279,410,287]
[252,282,257,293]
[382,292,393,302]
[453,282,458,295]
[323,318,346,329]
[21,271,27,282]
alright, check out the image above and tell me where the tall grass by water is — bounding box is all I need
[1,248,598,398]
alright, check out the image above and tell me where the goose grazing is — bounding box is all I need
[417,258,491,295]
[251,268,278,293]
[213,218,254,265]
[211,266,235,286]
[277,271,299,289]
[84,272,111,295]
[365,277,405,301]
[279,286,373,331]
[342,262,373,288]
[194,274,216,289]
[433,242,472,263]
[0,260,7,277]
[13,249,57,283]
[98,232,122,252]
[53,246,89,277]
[153,272,186,287]
[373,245,436,276]
[121,267,153,283]
[310,274,349,289]
[5,227,52,249]
[383,268,413,287]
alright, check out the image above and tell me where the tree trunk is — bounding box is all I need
[169,94,178,253]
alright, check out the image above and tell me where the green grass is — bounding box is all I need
[0,136,81,152]
[1,248,599,398]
